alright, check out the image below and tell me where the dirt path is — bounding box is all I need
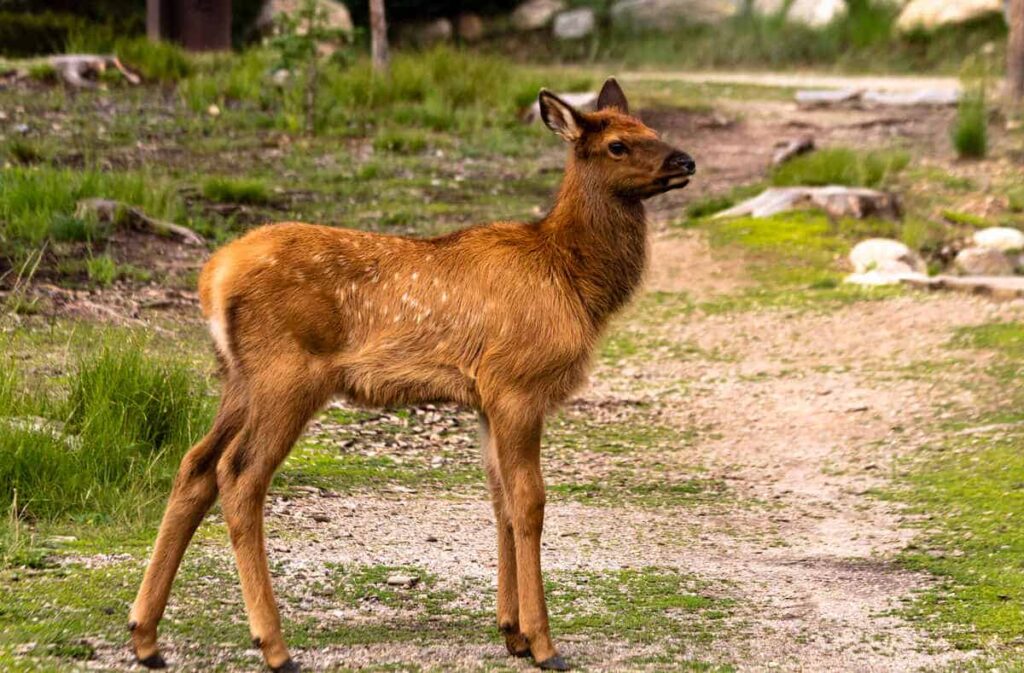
[622,70,961,93]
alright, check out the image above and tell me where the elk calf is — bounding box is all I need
[129,78,695,672]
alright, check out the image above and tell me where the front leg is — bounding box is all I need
[481,414,529,657]
[487,405,568,671]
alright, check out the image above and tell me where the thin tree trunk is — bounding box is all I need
[1009,0,1024,105]
[370,0,390,73]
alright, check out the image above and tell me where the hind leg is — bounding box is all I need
[216,373,324,672]
[130,379,247,668]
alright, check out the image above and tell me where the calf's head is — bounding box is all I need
[539,78,696,200]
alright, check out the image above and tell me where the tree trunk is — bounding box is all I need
[146,0,232,52]
[370,0,390,73]
[1009,0,1024,104]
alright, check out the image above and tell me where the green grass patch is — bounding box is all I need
[770,148,909,188]
[0,336,214,565]
[201,175,272,205]
[548,567,732,646]
[895,321,1024,654]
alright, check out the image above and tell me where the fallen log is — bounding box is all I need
[49,55,141,88]
[772,136,815,166]
[75,198,204,246]
[713,186,901,221]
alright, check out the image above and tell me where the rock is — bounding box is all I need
[610,0,737,28]
[257,0,353,35]
[754,0,845,24]
[897,0,1003,32]
[954,246,1015,276]
[849,238,927,274]
[512,0,565,30]
[553,8,595,39]
[417,18,454,44]
[524,91,597,122]
[385,573,419,588]
[972,226,1024,252]
[456,13,486,41]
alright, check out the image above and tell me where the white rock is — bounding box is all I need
[849,238,926,274]
[844,270,927,286]
[553,8,595,39]
[972,226,1024,252]
[611,0,738,28]
[512,0,566,30]
[897,0,1003,32]
[754,0,846,25]
[954,246,1015,276]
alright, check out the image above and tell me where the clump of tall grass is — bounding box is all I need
[0,339,213,562]
[0,166,182,248]
[952,85,988,159]
[202,176,272,204]
[771,148,910,188]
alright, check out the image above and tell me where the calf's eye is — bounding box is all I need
[608,141,628,156]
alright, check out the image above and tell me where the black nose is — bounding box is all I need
[664,151,696,175]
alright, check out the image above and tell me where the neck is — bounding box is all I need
[541,165,648,327]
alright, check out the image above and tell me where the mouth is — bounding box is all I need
[651,173,692,195]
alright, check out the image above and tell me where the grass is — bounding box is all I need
[0,166,182,250]
[201,175,272,205]
[0,336,214,565]
[952,85,988,159]
[895,322,1024,654]
[770,148,910,188]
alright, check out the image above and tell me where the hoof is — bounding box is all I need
[537,655,570,671]
[271,659,301,673]
[509,646,532,658]
[136,653,167,669]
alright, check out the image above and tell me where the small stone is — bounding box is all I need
[311,513,330,523]
[386,573,419,588]
[426,535,438,542]
[954,246,1015,276]
[207,104,221,117]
